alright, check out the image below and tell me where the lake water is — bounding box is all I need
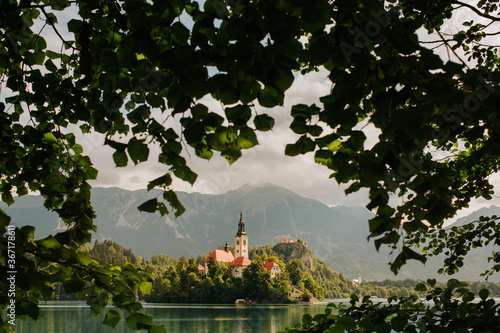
[14,301,338,332]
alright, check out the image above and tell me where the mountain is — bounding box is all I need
[2,184,499,282]
[451,205,500,228]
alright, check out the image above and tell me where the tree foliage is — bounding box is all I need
[279,279,500,333]
[1,0,500,331]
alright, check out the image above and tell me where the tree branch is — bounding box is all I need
[39,7,77,51]
[453,1,500,22]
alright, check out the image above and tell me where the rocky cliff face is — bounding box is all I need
[273,242,314,270]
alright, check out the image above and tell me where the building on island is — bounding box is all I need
[234,211,249,258]
[203,212,281,279]
[352,272,362,286]
[278,237,308,247]
[230,256,252,278]
[263,262,281,279]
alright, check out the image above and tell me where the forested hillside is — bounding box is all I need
[51,241,500,303]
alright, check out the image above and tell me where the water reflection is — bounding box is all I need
[14,302,329,333]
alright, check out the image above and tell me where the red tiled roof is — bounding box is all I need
[203,250,235,263]
[263,262,279,271]
[230,256,252,267]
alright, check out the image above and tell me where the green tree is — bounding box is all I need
[242,256,274,302]
[286,259,305,286]
[2,0,500,331]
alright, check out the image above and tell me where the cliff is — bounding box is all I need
[273,241,314,271]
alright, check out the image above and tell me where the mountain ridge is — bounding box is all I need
[1,184,498,281]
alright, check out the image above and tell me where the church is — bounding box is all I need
[202,211,281,279]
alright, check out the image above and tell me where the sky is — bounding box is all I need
[82,68,374,207]
[5,2,500,222]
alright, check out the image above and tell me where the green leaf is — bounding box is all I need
[126,312,154,330]
[138,199,157,213]
[254,114,275,131]
[0,208,11,232]
[147,174,173,191]
[113,150,128,167]
[44,132,58,143]
[63,278,86,294]
[67,19,83,33]
[128,137,150,164]
[2,191,14,206]
[415,283,427,292]
[290,117,308,134]
[456,302,468,318]
[37,235,61,250]
[391,315,407,332]
[285,136,316,156]
[462,291,474,303]
[150,326,167,333]
[18,300,41,320]
[138,281,153,295]
[335,316,356,329]
[103,310,121,328]
[479,288,489,301]
[236,127,258,149]
[302,313,313,326]
[173,166,198,185]
[258,86,283,107]
[225,104,251,126]
[163,190,186,217]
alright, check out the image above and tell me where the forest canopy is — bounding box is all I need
[1,0,500,332]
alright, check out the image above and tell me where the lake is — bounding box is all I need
[14,301,339,332]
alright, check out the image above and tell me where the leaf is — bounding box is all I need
[462,291,474,303]
[18,300,41,320]
[415,283,427,292]
[163,190,186,217]
[173,165,198,185]
[150,326,167,333]
[290,117,308,134]
[391,315,407,332]
[456,302,468,318]
[138,281,153,295]
[128,137,150,164]
[285,136,316,156]
[103,310,121,328]
[335,316,356,329]
[37,235,61,250]
[126,312,154,330]
[44,132,58,143]
[236,127,258,149]
[147,174,173,191]
[254,114,275,131]
[138,199,157,213]
[113,150,128,167]
[225,104,251,126]
[258,86,283,107]
[479,288,489,301]
[302,313,313,326]
[0,208,12,232]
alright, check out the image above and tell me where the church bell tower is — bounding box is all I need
[234,211,249,258]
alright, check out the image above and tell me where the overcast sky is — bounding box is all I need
[80,5,500,222]
[81,63,500,221]
[5,3,500,222]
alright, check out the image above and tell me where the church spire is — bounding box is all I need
[236,210,246,236]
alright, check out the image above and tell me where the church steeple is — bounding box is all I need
[234,210,249,258]
[236,210,246,237]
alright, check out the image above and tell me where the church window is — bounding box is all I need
[236,240,239,245]
[243,240,246,245]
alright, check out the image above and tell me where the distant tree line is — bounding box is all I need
[50,241,500,302]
